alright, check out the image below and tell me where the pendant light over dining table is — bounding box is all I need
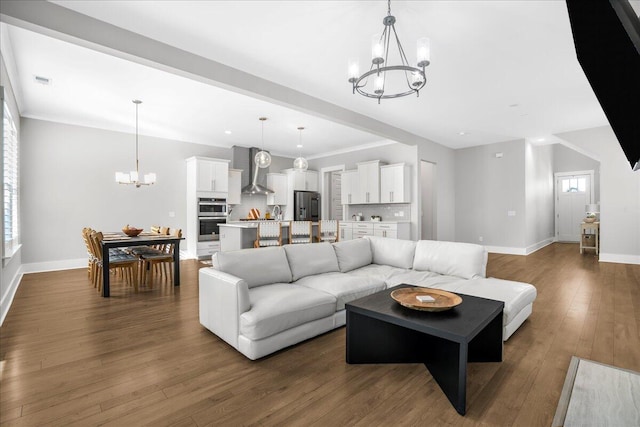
[115,100,156,187]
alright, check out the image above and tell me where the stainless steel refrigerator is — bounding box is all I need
[294,191,321,221]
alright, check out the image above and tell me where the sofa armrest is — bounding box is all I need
[199,267,251,350]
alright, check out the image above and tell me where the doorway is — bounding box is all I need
[420,160,437,240]
[320,165,345,220]
[555,170,594,242]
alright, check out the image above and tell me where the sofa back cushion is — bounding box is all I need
[332,238,373,272]
[283,242,340,281]
[212,246,292,288]
[413,240,487,279]
[365,236,416,269]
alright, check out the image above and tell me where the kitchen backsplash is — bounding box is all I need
[345,203,411,221]
[228,194,268,220]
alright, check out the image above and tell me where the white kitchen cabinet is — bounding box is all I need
[380,163,411,203]
[341,170,360,205]
[189,157,230,195]
[227,169,242,205]
[352,222,374,238]
[197,241,220,259]
[357,160,384,204]
[373,222,410,239]
[266,173,287,205]
[339,222,353,241]
[284,169,318,192]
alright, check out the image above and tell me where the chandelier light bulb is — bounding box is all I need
[374,75,385,94]
[293,157,308,171]
[416,37,431,67]
[411,71,424,87]
[348,58,360,82]
[371,34,385,64]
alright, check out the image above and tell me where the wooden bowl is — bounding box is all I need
[390,287,463,312]
[122,227,143,237]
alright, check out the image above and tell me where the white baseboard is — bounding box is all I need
[599,253,640,265]
[1,265,23,326]
[485,238,554,256]
[526,238,555,255]
[485,246,527,255]
[21,258,86,273]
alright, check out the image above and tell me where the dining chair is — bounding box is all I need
[254,222,283,247]
[318,220,340,243]
[82,227,96,282]
[289,221,313,244]
[90,231,139,293]
[139,228,181,288]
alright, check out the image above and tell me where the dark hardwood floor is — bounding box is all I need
[1,243,639,426]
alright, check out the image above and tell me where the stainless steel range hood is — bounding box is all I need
[231,146,273,195]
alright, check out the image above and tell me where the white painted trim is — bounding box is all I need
[485,246,527,256]
[599,253,640,265]
[0,264,23,326]
[306,140,397,160]
[21,258,86,273]
[526,238,554,255]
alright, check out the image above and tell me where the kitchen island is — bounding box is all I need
[219,221,319,251]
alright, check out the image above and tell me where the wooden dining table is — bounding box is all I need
[101,232,184,297]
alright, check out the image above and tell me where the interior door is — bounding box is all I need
[556,174,591,242]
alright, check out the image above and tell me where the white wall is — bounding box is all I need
[525,143,555,251]
[1,53,22,324]
[455,140,527,250]
[556,126,640,264]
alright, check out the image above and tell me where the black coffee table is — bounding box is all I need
[345,284,504,415]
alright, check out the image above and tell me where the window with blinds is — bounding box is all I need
[3,98,19,258]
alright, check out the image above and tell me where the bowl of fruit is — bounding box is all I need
[122,225,143,237]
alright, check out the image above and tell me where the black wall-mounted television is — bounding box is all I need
[566,0,640,170]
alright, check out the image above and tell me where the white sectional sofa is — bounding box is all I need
[199,236,537,360]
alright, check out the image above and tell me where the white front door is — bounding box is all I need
[556,172,593,242]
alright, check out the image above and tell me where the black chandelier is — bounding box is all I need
[348,0,431,103]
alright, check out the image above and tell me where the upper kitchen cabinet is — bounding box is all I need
[227,169,243,205]
[341,170,360,205]
[187,157,230,197]
[357,160,384,204]
[266,173,287,205]
[380,163,411,203]
[284,169,318,192]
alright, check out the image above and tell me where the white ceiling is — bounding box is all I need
[4,1,638,156]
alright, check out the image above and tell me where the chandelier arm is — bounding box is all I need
[390,24,415,90]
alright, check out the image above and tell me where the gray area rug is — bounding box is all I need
[553,356,640,427]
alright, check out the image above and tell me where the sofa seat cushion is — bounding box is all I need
[413,240,487,279]
[296,272,387,310]
[283,242,340,281]
[385,270,461,289]
[430,278,537,326]
[332,238,373,272]
[240,283,337,340]
[212,246,292,288]
[347,264,408,283]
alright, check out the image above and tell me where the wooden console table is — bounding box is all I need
[579,221,599,255]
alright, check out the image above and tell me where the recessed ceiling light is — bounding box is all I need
[296,144,303,148]
[458,131,468,136]
[34,75,51,85]
[224,130,232,135]
[536,138,545,142]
